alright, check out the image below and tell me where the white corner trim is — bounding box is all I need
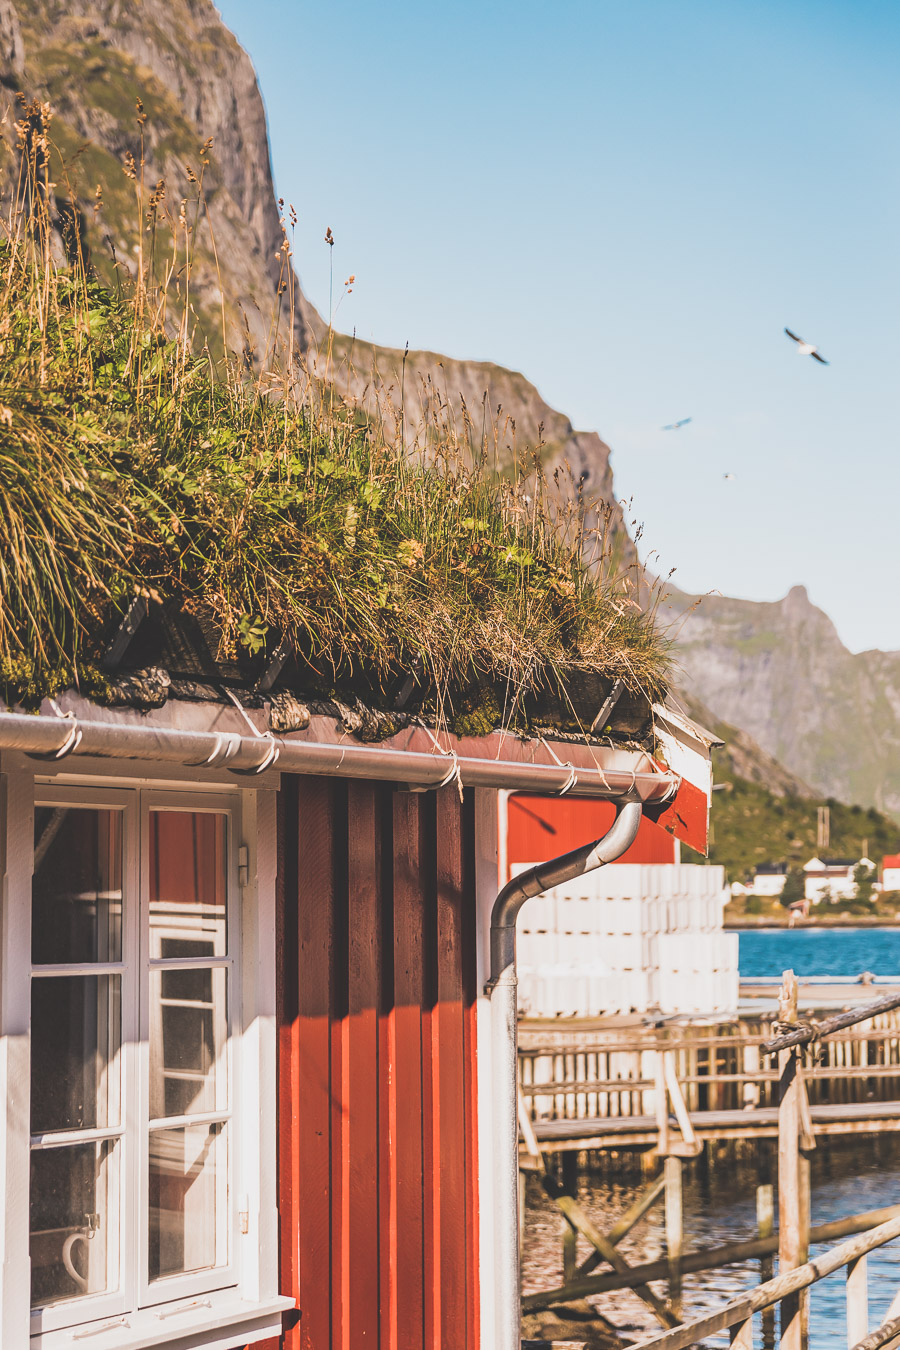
[473,789,499,1349]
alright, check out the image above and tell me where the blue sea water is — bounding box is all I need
[738,926,900,980]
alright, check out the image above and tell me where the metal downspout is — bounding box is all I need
[488,799,644,1350]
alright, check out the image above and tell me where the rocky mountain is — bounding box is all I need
[6,0,893,821]
[664,585,900,817]
[0,0,323,360]
[0,0,634,570]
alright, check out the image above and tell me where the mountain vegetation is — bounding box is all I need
[0,109,670,732]
[680,703,900,880]
[3,0,894,824]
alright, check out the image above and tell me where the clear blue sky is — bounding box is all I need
[216,0,900,653]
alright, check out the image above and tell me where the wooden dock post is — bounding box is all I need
[846,1253,868,1347]
[665,1154,683,1316]
[758,1181,776,1350]
[778,970,810,1350]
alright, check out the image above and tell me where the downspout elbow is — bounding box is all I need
[488,798,644,989]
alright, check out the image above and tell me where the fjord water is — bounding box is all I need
[738,926,900,979]
[523,1143,900,1346]
[522,927,900,1345]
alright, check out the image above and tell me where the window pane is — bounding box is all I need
[149,1123,225,1280]
[30,1141,116,1308]
[33,808,123,964]
[149,967,226,1119]
[149,812,227,957]
[31,976,121,1134]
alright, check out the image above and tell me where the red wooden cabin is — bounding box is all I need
[0,696,711,1350]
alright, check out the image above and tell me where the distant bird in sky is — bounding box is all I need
[662,417,692,430]
[784,328,829,364]
[723,473,736,481]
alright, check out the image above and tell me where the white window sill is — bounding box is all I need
[31,1295,296,1350]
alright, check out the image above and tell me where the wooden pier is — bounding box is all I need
[519,975,900,1348]
[519,988,900,1158]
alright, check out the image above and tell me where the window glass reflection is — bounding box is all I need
[149,1123,224,1280]
[149,968,226,1120]
[149,813,227,957]
[33,808,123,965]
[30,1141,116,1308]
[31,976,121,1134]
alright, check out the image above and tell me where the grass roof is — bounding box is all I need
[0,108,671,735]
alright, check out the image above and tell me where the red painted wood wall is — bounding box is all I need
[507,794,677,872]
[274,776,480,1350]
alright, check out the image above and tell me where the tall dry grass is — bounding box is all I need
[0,101,671,730]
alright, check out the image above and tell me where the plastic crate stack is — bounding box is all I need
[515,863,738,1018]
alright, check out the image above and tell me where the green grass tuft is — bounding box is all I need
[0,110,672,728]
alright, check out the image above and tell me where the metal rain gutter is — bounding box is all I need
[487,800,644,1350]
[0,710,680,802]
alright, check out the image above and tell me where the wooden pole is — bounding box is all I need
[560,1150,579,1283]
[846,1254,868,1348]
[574,1170,667,1280]
[778,970,810,1350]
[540,1172,677,1329]
[758,1182,776,1350]
[562,1215,577,1285]
[665,1155,684,1316]
[522,1203,900,1312]
[731,1319,754,1348]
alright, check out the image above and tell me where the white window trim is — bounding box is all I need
[0,759,293,1350]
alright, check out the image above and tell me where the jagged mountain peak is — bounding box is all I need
[664,584,900,816]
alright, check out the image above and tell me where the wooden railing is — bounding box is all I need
[519,1008,900,1126]
[631,1212,900,1350]
[520,974,900,1349]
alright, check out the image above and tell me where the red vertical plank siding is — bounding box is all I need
[343,782,382,1347]
[295,778,337,1350]
[277,777,479,1350]
[433,790,468,1342]
[389,791,426,1349]
[461,789,481,1350]
[420,795,438,1349]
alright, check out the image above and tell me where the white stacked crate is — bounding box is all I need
[515,863,738,1018]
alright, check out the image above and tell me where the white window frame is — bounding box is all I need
[0,759,293,1350]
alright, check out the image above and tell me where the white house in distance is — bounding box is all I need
[883,855,900,891]
[803,855,875,903]
[752,862,788,896]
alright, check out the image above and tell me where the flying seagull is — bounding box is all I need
[723,473,736,480]
[662,417,692,430]
[784,328,829,364]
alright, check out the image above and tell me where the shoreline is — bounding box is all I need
[726,916,900,930]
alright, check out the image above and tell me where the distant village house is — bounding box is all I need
[803,855,876,903]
